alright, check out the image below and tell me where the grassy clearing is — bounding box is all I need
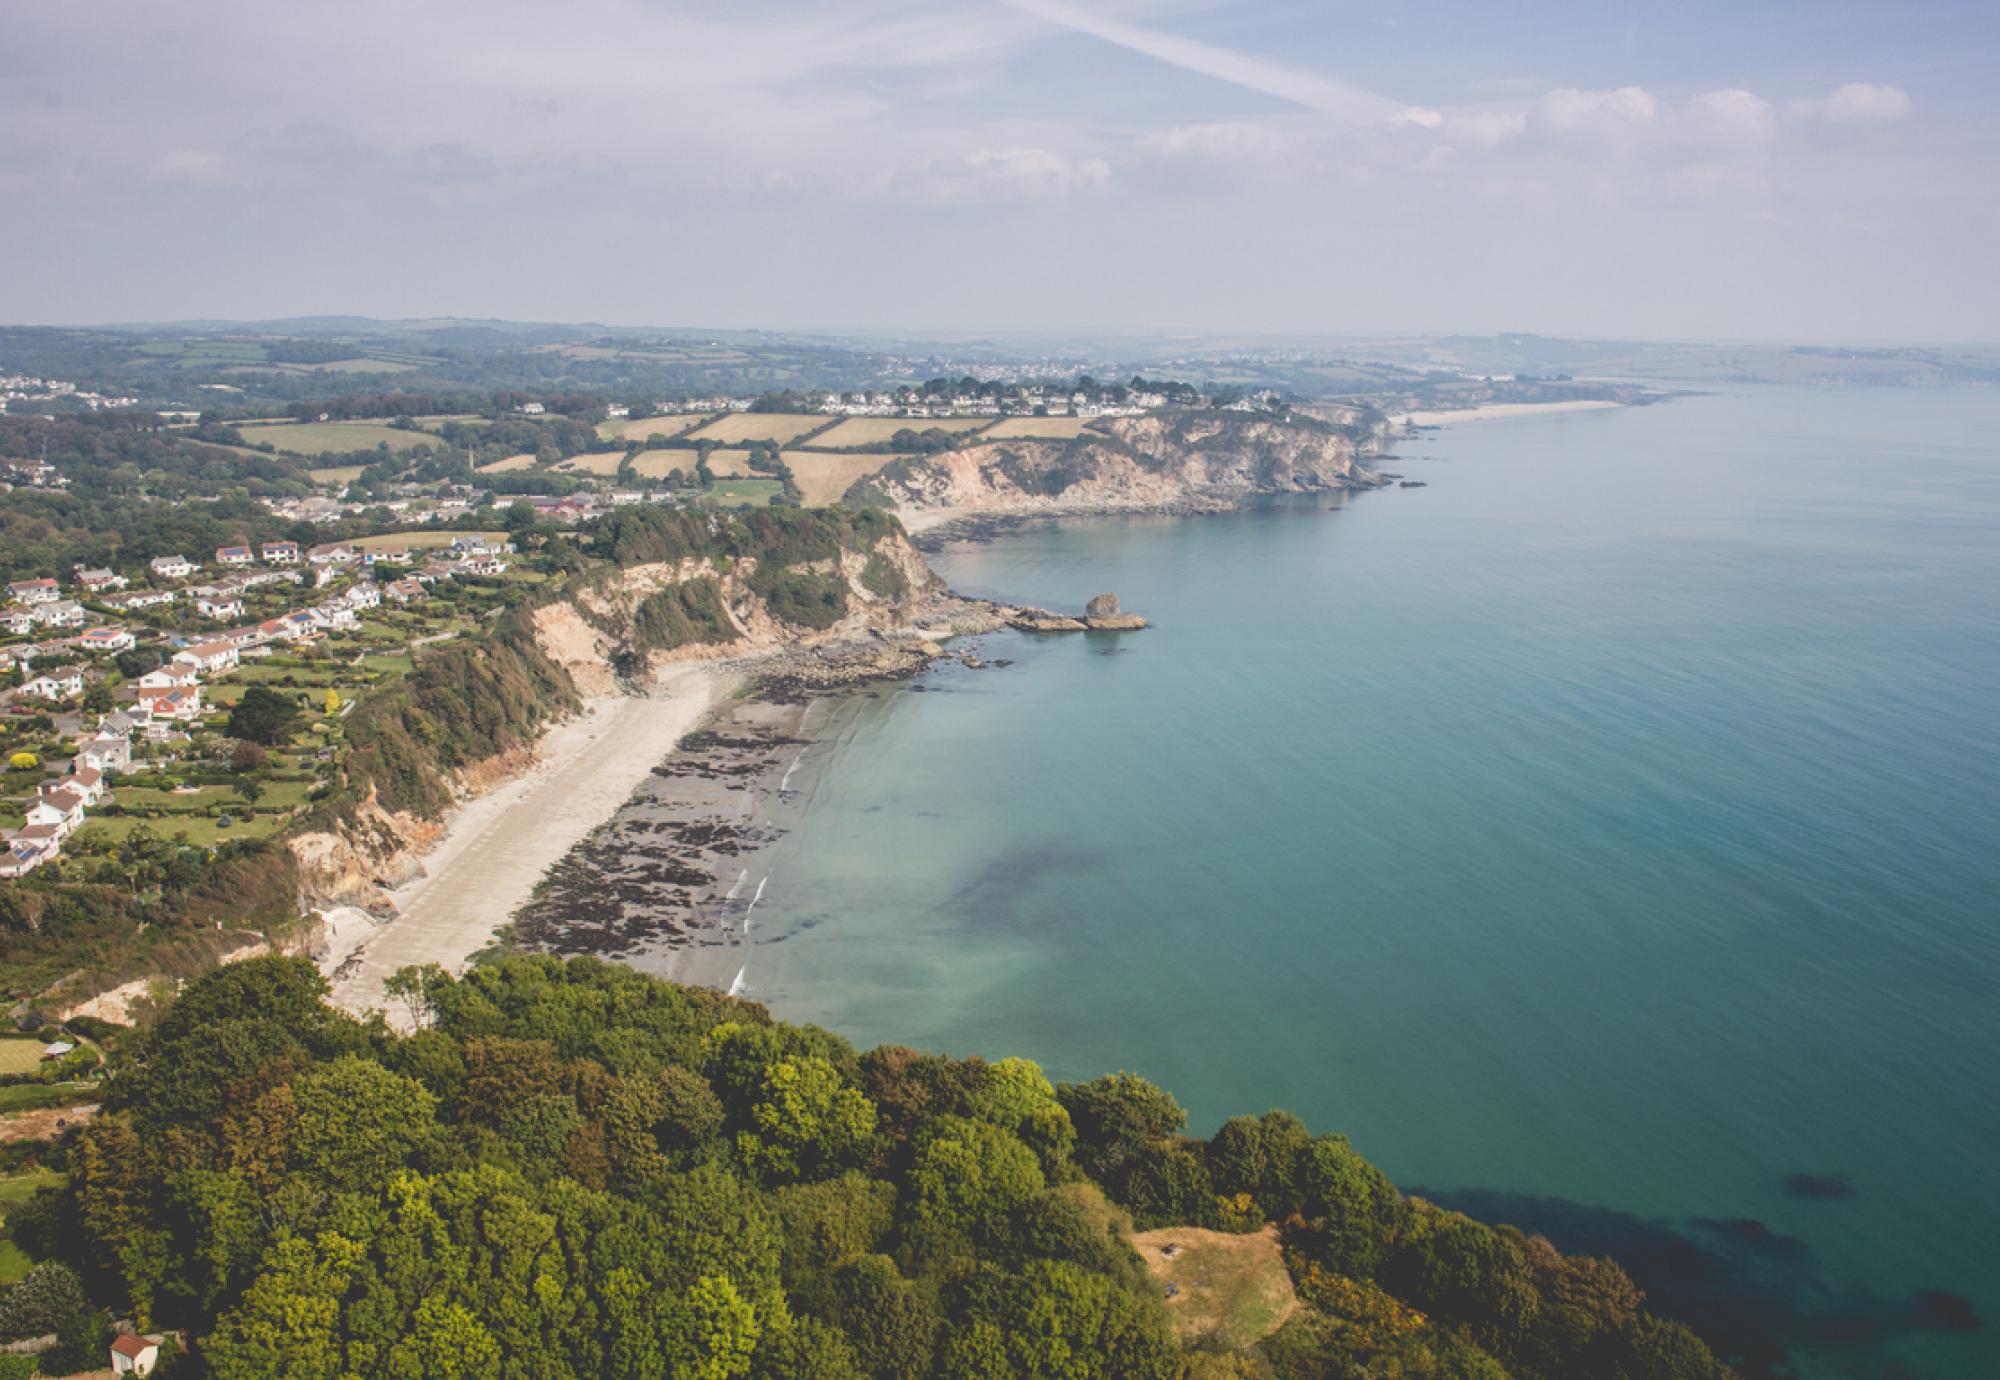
[236,422,443,456]
[704,478,784,508]
[0,1170,62,1209]
[309,465,367,485]
[981,416,1096,439]
[1130,1225,1299,1349]
[804,417,989,448]
[415,415,490,431]
[0,1040,49,1078]
[78,812,287,848]
[685,413,830,446]
[779,451,902,505]
[597,414,711,443]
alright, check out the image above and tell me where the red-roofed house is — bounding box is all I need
[109,1332,162,1376]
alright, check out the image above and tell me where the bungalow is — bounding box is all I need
[215,545,254,566]
[78,626,136,654]
[307,542,357,566]
[172,639,240,675]
[135,685,203,722]
[7,577,59,606]
[20,665,85,700]
[75,567,128,593]
[138,662,199,690]
[109,1333,161,1377]
[27,785,87,838]
[262,540,300,564]
[311,604,359,631]
[34,600,87,629]
[150,555,196,580]
[76,733,131,773]
[195,595,245,620]
[64,766,107,806]
[384,577,426,603]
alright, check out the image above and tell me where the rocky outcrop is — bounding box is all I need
[858,412,1384,522]
[1086,593,1121,618]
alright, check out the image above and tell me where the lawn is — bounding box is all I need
[236,422,445,456]
[804,417,990,448]
[704,479,784,508]
[684,413,832,446]
[0,1040,49,1078]
[77,812,286,848]
[1130,1225,1299,1349]
[981,416,1097,439]
[779,451,902,505]
[0,1085,94,1116]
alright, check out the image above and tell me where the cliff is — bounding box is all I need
[853,412,1385,521]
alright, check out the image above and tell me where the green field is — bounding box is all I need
[0,1039,49,1077]
[236,422,446,456]
[704,478,784,507]
[78,812,287,848]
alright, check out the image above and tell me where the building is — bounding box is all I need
[65,766,107,806]
[172,639,240,675]
[138,662,199,690]
[307,542,357,567]
[384,577,426,603]
[150,555,195,580]
[215,545,254,566]
[262,540,300,564]
[195,595,245,620]
[0,608,35,636]
[26,785,87,839]
[34,600,86,629]
[76,733,131,773]
[101,588,177,612]
[135,685,203,722]
[75,567,128,593]
[0,832,60,878]
[78,626,136,654]
[6,577,59,605]
[19,666,85,700]
[109,1334,162,1377]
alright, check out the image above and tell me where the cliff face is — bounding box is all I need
[858,413,1384,519]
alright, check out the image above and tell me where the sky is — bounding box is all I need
[3,0,1996,340]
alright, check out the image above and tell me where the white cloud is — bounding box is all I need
[1789,82,1912,125]
[886,147,1111,203]
[1681,89,1778,147]
[1530,86,1660,152]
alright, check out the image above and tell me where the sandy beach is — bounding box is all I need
[326,664,730,1018]
[1402,399,1620,426]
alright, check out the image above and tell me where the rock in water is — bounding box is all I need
[1085,592,1121,618]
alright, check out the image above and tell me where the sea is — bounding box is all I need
[705,386,2000,1378]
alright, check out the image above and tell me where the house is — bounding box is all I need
[215,545,254,566]
[150,555,195,580]
[34,600,87,629]
[196,595,244,620]
[282,610,321,639]
[344,582,381,610]
[20,665,85,700]
[79,626,136,654]
[135,685,203,722]
[109,1333,162,1377]
[0,839,56,879]
[0,608,35,636]
[26,785,87,839]
[75,567,128,593]
[7,577,59,605]
[362,546,410,566]
[384,577,426,603]
[172,639,240,675]
[138,662,199,690]
[307,542,357,566]
[516,401,546,415]
[461,556,510,576]
[76,733,131,773]
[102,588,177,611]
[64,765,107,806]
[262,540,300,564]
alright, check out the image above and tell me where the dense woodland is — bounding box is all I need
[0,955,1736,1378]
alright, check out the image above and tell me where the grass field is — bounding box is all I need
[701,449,764,478]
[981,416,1097,439]
[415,415,490,431]
[597,414,711,443]
[627,450,704,480]
[804,417,990,448]
[780,451,903,505]
[478,452,538,472]
[1131,1225,1298,1349]
[705,478,784,507]
[79,812,287,848]
[237,422,443,456]
[685,413,831,446]
[556,453,626,476]
[309,465,367,485]
[0,1040,48,1077]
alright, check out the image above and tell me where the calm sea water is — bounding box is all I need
[739,387,2000,1378]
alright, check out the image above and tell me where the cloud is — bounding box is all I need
[1789,82,1912,125]
[1681,89,1778,147]
[1530,86,1660,151]
[885,146,1111,203]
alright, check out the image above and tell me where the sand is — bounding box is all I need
[326,666,730,1020]
[1402,400,1620,426]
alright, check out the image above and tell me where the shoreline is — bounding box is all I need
[324,664,731,1018]
[1400,399,1621,427]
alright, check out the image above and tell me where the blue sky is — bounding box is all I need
[3,0,1994,339]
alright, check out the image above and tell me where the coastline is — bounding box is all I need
[324,664,731,1018]
[1399,399,1620,426]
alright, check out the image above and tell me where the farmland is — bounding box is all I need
[700,449,763,477]
[309,465,367,485]
[236,421,445,456]
[555,453,626,476]
[981,416,1097,439]
[685,413,831,445]
[596,414,712,443]
[627,450,705,480]
[704,478,784,507]
[478,452,538,472]
[780,451,903,505]
[805,416,990,448]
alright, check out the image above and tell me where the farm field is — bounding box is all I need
[236,422,442,455]
[556,453,626,476]
[981,416,1097,439]
[685,413,831,445]
[309,465,366,485]
[701,449,764,477]
[627,450,704,480]
[597,414,711,443]
[804,416,990,448]
[478,452,538,472]
[779,451,902,505]
[415,414,490,431]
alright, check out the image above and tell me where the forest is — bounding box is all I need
[0,954,1738,1378]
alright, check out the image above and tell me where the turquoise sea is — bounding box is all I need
[739,387,2000,1378]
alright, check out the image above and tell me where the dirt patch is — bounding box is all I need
[1131,1223,1299,1348]
[0,1104,99,1143]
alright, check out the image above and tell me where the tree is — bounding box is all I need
[324,688,342,716]
[908,1117,1044,1239]
[5,751,35,770]
[227,685,303,745]
[289,1056,441,1187]
[736,1056,876,1183]
[230,739,268,772]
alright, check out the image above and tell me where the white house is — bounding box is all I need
[0,839,56,879]
[102,588,176,612]
[26,785,87,839]
[307,542,357,567]
[76,733,132,773]
[172,639,240,675]
[7,577,59,605]
[0,608,35,636]
[78,626,136,654]
[139,662,199,690]
[196,595,245,620]
[65,766,107,806]
[215,544,254,566]
[135,685,203,722]
[33,600,86,629]
[109,1333,161,1376]
[262,540,301,564]
[150,555,195,580]
[20,666,85,700]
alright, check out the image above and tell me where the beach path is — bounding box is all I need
[327,665,725,1020]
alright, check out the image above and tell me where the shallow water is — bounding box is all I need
[727,387,2000,1377]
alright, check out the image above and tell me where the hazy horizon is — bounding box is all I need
[5,1,1996,339]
